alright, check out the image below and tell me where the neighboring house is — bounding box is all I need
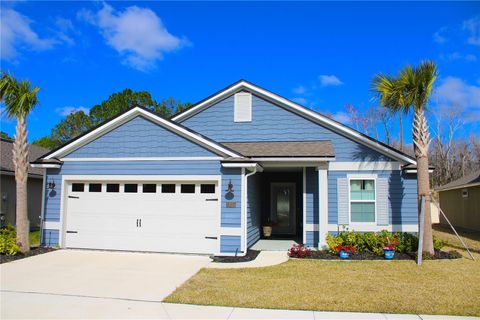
[1,138,49,230]
[32,80,418,255]
[436,171,480,232]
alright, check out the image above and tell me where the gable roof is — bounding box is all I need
[436,171,480,192]
[39,106,242,160]
[172,80,416,165]
[222,141,335,158]
[1,138,49,177]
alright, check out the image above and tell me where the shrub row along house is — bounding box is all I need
[32,80,419,255]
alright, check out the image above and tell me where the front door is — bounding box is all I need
[270,182,296,235]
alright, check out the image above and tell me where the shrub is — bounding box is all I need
[396,233,419,253]
[433,235,447,251]
[326,233,344,254]
[447,250,462,259]
[288,244,312,258]
[0,225,20,256]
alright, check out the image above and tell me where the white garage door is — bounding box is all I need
[64,180,219,254]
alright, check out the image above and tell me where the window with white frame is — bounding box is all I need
[349,179,376,223]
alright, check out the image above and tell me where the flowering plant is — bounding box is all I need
[383,236,400,251]
[332,244,356,254]
[287,244,312,258]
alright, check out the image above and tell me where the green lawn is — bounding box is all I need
[165,226,480,316]
[29,231,40,247]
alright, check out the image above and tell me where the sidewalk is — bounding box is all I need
[2,290,478,319]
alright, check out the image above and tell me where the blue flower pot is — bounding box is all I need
[384,249,395,260]
[339,250,350,259]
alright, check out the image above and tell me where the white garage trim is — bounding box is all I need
[59,175,222,254]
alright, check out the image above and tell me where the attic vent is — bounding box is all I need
[234,92,252,122]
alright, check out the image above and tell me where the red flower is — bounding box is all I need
[333,244,356,253]
[288,244,312,258]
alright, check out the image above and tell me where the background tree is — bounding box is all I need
[1,131,13,140]
[0,72,40,253]
[33,89,190,149]
[372,61,438,255]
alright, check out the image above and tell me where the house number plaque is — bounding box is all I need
[226,202,236,208]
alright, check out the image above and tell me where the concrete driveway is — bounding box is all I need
[0,249,210,319]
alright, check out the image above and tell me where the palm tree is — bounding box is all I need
[372,61,437,255]
[0,72,40,253]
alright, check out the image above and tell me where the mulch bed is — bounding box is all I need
[294,250,462,261]
[0,247,56,264]
[211,250,260,263]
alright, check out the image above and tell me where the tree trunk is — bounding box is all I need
[13,115,30,253]
[412,109,434,255]
[399,113,404,152]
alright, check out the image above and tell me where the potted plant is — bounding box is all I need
[262,217,272,237]
[333,244,356,259]
[383,236,399,260]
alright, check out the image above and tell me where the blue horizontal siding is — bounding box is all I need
[305,167,319,224]
[306,231,318,247]
[247,174,261,248]
[220,235,242,253]
[221,167,242,227]
[328,170,418,226]
[42,229,59,247]
[181,95,393,162]
[67,116,216,158]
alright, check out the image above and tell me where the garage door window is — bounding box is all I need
[89,183,102,192]
[143,184,156,193]
[72,183,84,192]
[106,184,120,193]
[181,184,195,193]
[201,184,215,194]
[162,184,175,193]
[124,184,138,193]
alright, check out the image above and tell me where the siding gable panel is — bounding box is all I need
[182,95,394,162]
[66,116,217,158]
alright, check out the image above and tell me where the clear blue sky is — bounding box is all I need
[1,1,479,143]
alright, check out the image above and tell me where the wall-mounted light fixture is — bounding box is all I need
[225,180,234,193]
[47,179,56,190]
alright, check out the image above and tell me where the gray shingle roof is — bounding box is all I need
[221,141,334,157]
[0,138,49,177]
[436,170,480,191]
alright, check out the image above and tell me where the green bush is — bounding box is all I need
[325,228,419,256]
[0,225,20,256]
[433,235,447,251]
[447,250,462,259]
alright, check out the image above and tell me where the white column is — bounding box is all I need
[302,167,307,245]
[318,164,329,248]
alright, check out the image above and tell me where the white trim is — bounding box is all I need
[404,169,434,174]
[347,176,377,225]
[252,157,335,162]
[304,224,319,232]
[240,168,246,255]
[39,171,47,245]
[172,81,415,165]
[61,157,223,162]
[31,163,61,169]
[260,162,329,168]
[318,168,329,248]
[329,162,401,171]
[328,224,418,233]
[234,92,252,122]
[221,163,264,172]
[302,167,307,244]
[43,221,61,229]
[44,107,241,159]
[220,227,243,236]
[436,182,480,192]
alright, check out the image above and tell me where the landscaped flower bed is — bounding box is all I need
[287,228,462,261]
[211,249,260,263]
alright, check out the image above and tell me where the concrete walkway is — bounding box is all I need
[1,292,477,320]
[207,251,288,269]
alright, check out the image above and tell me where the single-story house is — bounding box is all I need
[1,138,49,230]
[32,80,419,255]
[436,171,480,232]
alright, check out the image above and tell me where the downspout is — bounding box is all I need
[242,165,259,256]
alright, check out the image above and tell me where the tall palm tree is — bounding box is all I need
[372,75,409,151]
[372,61,437,254]
[0,72,40,253]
